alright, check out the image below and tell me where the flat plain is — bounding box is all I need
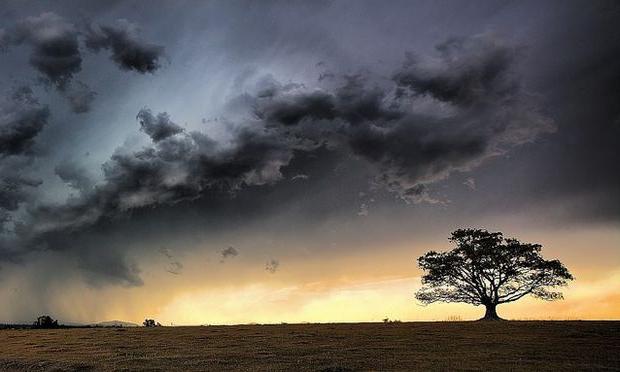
[1,321,618,371]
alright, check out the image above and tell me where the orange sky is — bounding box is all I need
[1,224,617,325]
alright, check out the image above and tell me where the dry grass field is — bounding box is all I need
[1,321,618,371]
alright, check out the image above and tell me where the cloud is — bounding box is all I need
[0,34,555,285]
[393,37,518,107]
[220,246,239,262]
[0,158,42,213]
[1,12,163,114]
[84,19,165,73]
[265,259,279,274]
[0,86,47,238]
[159,248,183,275]
[291,174,309,181]
[55,161,94,192]
[1,108,294,283]
[137,109,184,142]
[63,81,97,114]
[255,75,402,127]
[0,28,9,51]
[8,12,82,89]
[252,35,554,202]
[78,250,144,287]
[463,177,476,191]
[21,115,291,234]
[0,86,50,157]
[357,203,369,217]
[166,261,183,275]
[0,210,10,235]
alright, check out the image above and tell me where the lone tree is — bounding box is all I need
[415,229,573,320]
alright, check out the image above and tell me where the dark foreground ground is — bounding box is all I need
[1,321,618,371]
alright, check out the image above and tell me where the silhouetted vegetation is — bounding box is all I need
[143,319,162,327]
[416,228,574,320]
[32,315,59,329]
[382,317,401,324]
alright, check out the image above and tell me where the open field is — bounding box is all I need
[1,321,619,371]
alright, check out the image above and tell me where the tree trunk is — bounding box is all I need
[480,303,503,321]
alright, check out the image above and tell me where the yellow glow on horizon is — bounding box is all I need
[153,269,620,325]
[1,226,617,325]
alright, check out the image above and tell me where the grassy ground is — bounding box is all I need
[1,321,618,371]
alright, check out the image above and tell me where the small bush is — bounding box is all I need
[143,319,162,327]
[382,317,401,324]
[33,315,59,329]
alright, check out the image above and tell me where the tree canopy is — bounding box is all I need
[415,229,574,320]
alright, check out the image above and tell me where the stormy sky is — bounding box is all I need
[0,0,619,324]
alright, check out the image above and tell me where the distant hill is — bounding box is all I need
[93,320,139,327]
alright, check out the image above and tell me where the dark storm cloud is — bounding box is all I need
[449,2,620,224]
[346,117,488,203]
[0,156,42,263]
[0,28,9,51]
[63,81,97,114]
[7,12,82,89]
[0,210,10,235]
[253,35,553,202]
[84,19,165,74]
[0,161,42,212]
[1,12,163,115]
[26,118,290,232]
[393,36,519,107]
[0,86,47,239]
[220,246,239,262]
[78,249,144,287]
[0,33,556,284]
[0,86,50,157]
[159,247,183,275]
[54,160,94,192]
[137,109,184,142]
[1,108,294,284]
[256,90,337,126]
[255,75,401,127]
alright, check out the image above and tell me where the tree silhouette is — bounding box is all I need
[33,315,59,328]
[415,229,574,320]
[143,319,162,327]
